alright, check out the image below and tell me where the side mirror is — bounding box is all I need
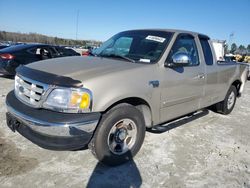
[165,52,191,67]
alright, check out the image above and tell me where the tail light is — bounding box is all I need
[0,53,15,60]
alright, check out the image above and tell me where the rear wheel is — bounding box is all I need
[88,103,146,166]
[213,85,237,115]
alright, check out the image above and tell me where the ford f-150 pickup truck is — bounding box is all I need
[5,29,248,166]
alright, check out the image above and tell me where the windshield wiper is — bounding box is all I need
[99,54,136,63]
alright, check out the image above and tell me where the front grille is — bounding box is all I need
[14,75,48,107]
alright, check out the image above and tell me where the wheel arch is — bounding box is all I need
[231,80,242,96]
[103,97,153,128]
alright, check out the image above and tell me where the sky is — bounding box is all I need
[0,0,249,46]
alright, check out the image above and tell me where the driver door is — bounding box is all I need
[160,34,205,122]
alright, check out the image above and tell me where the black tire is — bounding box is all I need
[88,103,146,166]
[214,85,237,115]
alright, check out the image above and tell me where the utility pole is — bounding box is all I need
[76,10,79,41]
[228,32,235,53]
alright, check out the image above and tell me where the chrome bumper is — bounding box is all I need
[6,103,99,137]
[5,91,101,150]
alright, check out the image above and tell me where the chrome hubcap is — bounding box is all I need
[107,119,137,155]
[227,91,235,110]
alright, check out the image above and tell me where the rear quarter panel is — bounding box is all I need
[216,62,247,100]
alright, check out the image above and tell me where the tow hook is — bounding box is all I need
[6,113,20,132]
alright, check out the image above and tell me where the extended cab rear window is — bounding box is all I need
[199,37,213,65]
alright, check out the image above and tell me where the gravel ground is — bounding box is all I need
[0,76,249,188]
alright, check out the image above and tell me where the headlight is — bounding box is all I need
[43,88,92,113]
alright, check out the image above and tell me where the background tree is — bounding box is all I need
[247,44,250,52]
[238,45,247,55]
[230,43,237,54]
[238,45,246,50]
[0,30,101,47]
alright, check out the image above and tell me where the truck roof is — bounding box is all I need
[123,29,210,39]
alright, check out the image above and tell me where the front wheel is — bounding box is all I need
[213,85,237,115]
[88,103,146,166]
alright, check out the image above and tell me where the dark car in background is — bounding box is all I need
[0,45,10,50]
[0,44,80,76]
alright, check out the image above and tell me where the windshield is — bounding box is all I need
[93,30,173,63]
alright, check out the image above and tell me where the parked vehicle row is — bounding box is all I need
[5,29,248,166]
[0,44,80,76]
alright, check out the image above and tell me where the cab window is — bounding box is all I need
[199,37,213,65]
[166,34,199,66]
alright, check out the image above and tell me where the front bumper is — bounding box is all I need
[6,91,101,150]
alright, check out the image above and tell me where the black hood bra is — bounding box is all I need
[16,65,83,88]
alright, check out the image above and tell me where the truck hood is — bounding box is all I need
[26,56,143,81]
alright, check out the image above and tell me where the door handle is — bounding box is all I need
[197,73,205,79]
[193,73,205,79]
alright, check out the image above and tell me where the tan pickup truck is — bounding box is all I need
[6,29,248,166]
